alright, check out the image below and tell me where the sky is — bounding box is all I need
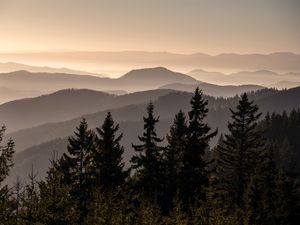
[0,0,299,54]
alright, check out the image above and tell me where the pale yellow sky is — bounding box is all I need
[0,0,299,54]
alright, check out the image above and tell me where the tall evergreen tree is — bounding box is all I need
[12,177,23,225]
[273,169,292,225]
[58,118,95,224]
[259,146,278,223]
[244,171,266,225]
[215,93,265,211]
[0,125,15,223]
[130,102,164,197]
[162,110,187,211]
[19,168,40,225]
[244,146,287,225]
[38,160,78,225]
[181,87,217,204]
[93,112,128,190]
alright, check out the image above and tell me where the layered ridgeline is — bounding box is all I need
[5,87,300,184]
[0,89,176,133]
[1,65,300,104]
[0,61,101,76]
[159,83,263,97]
[1,51,300,73]
[0,67,197,98]
[188,69,300,88]
[0,66,274,104]
[0,67,268,132]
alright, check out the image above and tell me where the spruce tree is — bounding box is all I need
[58,118,95,224]
[259,146,278,224]
[93,112,128,190]
[38,161,78,225]
[19,168,40,225]
[0,125,15,223]
[12,177,23,225]
[245,171,265,225]
[244,146,286,225]
[215,93,265,211]
[181,87,217,204]
[130,102,164,197]
[273,169,291,225]
[162,110,187,211]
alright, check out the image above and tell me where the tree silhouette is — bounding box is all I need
[131,102,164,197]
[93,112,128,190]
[181,87,217,204]
[215,93,265,210]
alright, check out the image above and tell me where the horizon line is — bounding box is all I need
[0,49,299,56]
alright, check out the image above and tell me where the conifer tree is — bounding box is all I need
[162,110,187,211]
[0,125,15,223]
[215,93,265,211]
[181,87,217,204]
[130,102,164,197]
[12,177,23,225]
[93,112,128,190]
[245,171,265,225]
[273,169,291,225]
[19,168,40,225]
[38,160,78,225]
[59,118,95,224]
[259,146,278,223]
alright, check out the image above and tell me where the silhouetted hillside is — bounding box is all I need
[0,62,102,76]
[1,67,297,104]
[159,83,264,97]
[0,89,175,132]
[269,81,300,89]
[118,67,197,89]
[188,69,300,87]
[6,87,300,183]
[0,87,47,104]
[0,67,197,94]
[256,86,300,113]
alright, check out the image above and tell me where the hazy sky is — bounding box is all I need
[0,0,299,54]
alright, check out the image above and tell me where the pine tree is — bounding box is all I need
[12,177,23,225]
[0,125,15,223]
[93,112,128,190]
[162,110,187,211]
[259,146,278,224]
[130,102,164,197]
[273,169,291,225]
[58,118,95,224]
[19,168,40,225]
[244,171,265,225]
[215,93,265,211]
[180,87,217,204]
[38,160,78,225]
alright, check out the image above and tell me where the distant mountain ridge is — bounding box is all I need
[119,67,197,87]
[0,67,197,93]
[0,62,102,76]
[0,88,175,133]
[0,67,267,104]
[159,83,264,98]
[188,69,300,87]
[1,51,299,74]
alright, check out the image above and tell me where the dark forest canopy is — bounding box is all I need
[1,89,299,225]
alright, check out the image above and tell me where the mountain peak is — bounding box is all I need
[116,67,197,90]
[119,67,196,81]
[123,67,170,75]
[8,70,31,75]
